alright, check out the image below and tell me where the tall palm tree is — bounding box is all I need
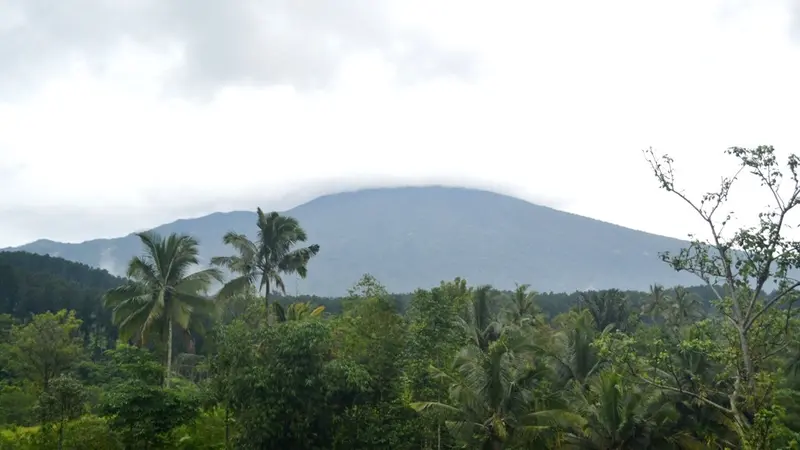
[102,231,222,387]
[459,285,502,352]
[211,208,320,312]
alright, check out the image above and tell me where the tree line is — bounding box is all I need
[1,145,800,449]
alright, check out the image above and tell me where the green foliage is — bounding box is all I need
[0,415,122,450]
[5,310,84,390]
[219,319,366,449]
[36,374,87,449]
[0,252,122,351]
[7,149,800,450]
[0,382,37,426]
[100,372,201,448]
[331,402,423,450]
[172,407,227,449]
[335,274,408,400]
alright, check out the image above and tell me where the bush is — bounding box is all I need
[0,416,121,450]
[172,407,228,449]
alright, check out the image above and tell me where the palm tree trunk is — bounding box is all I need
[165,319,173,388]
[263,279,271,324]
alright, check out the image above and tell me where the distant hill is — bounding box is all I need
[4,186,697,295]
[0,251,124,324]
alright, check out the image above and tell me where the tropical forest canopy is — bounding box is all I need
[1,145,800,449]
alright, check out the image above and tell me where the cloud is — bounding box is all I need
[1,0,800,250]
[0,173,570,248]
[0,0,475,101]
[792,0,800,40]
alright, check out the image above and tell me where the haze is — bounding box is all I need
[1,0,800,247]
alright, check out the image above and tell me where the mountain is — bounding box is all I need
[4,186,696,295]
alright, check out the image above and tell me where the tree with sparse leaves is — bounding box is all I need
[598,146,800,449]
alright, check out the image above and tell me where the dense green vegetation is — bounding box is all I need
[2,145,800,449]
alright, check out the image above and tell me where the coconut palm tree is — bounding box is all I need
[103,231,223,386]
[544,309,604,390]
[563,370,693,449]
[211,208,319,313]
[643,284,669,321]
[505,283,541,327]
[413,330,579,449]
[664,287,704,327]
[579,289,631,333]
[459,285,502,352]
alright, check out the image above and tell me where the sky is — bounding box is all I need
[2,0,800,248]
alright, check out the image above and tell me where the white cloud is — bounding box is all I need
[1,0,800,247]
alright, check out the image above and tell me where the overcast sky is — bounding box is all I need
[1,0,800,248]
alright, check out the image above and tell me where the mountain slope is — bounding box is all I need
[0,251,124,320]
[5,186,696,295]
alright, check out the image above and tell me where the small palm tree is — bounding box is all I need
[211,208,319,313]
[643,284,668,320]
[546,309,604,389]
[103,231,223,387]
[272,302,325,322]
[579,289,631,333]
[505,283,541,327]
[564,370,692,449]
[664,287,704,327]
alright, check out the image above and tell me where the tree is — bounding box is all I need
[563,370,686,449]
[334,275,407,402]
[643,284,669,321]
[219,319,369,449]
[505,283,541,327]
[610,146,800,448]
[272,301,325,323]
[413,329,574,449]
[101,370,200,448]
[663,287,704,328]
[544,309,604,390]
[459,285,502,352]
[405,279,471,449]
[35,374,86,450]
[578,289,632,333]
[102,231,222,387]
[211,208,319,313]
[6,310,84,390]
[96,345,200,448]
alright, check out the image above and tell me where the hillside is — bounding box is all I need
[4,186,697,295]
[0,251,124,324]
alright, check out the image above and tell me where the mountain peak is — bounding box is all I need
[5,186,694,295]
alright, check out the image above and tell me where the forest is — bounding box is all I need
[2,145,800,449]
